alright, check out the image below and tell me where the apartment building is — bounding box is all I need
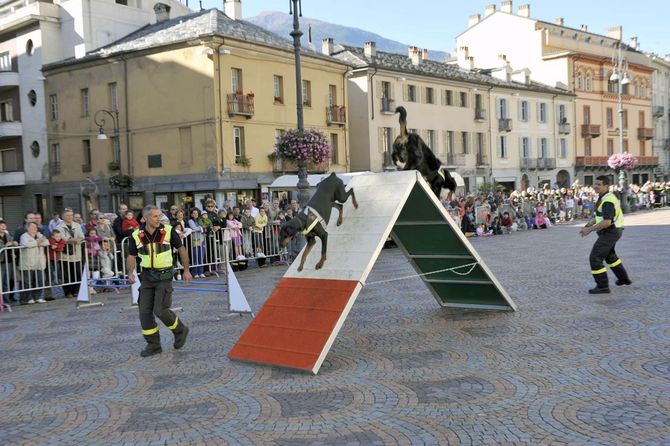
[0,0,191,226]
[648,55,670,178]
[43,5,350,214]
[457,1,658,186]
[325,39,574,193]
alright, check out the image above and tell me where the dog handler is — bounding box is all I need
[128,205,192,357]
[579,176,632,294]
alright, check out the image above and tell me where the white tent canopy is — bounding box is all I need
[269,172,372,190]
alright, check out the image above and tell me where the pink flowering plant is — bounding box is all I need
[274,129,331,164]
[608,152,637,170]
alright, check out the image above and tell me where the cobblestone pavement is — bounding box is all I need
[1,210,669,445]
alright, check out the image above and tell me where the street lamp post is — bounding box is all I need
[289,0,310,206]
[94,109,124,202]
[610,42,631,213]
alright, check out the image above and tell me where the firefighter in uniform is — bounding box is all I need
[579,176,632,294]
[128,205,192,357]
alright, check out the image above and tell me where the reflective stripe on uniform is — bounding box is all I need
[142,326,159,335]
[168,316,179,331]
[595,192,624,228]
[591,267,607,275]
[608,259,622,268]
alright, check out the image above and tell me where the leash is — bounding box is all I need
[363,262,479,286]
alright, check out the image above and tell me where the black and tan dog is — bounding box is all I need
[392,106,457,198]
[279,172,358,272]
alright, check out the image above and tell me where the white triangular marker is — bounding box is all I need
[131,270,140,305]
[76,261,90,303]
[227,263,252,313]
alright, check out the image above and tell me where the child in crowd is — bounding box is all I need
[99,240,115,278]
[226,212,244,260]
[85,228,103,294]
[48,229,65,298]
[491,216,503,235]
[121,211,140,233]
[476,223,493,237]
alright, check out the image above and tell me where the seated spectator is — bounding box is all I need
[476,223,493,237]
[491,216,503,235]
[501,212,516,234]
[514,207,528,231]
[533,211,549,229]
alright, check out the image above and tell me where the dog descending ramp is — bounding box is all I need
[229,170,516,374]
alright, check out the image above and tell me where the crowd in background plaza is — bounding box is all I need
[445,181,669,237]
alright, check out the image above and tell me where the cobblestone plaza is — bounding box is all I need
[1,210,669,445]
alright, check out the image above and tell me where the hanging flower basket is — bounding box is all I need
[109,174,134,188]
[608,152,637,170]
[273,129,331,164]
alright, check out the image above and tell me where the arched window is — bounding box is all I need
[585,73,592,91]
[576,72,583,90]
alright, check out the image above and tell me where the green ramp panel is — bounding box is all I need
[392,183,516,311]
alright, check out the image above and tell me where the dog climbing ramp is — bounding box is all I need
[229,170,516,374]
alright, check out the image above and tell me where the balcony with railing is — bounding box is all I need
[581,124,601,138]
[326,105,346,125]
[537,157,556,169]
[653,106,665,118]
[558,121,570,134]
[444,152,466,166]
[474,107,486,121]
[0,148,24,186]
[498,118,512,132]
[0,71,19,87]
[575,156,608,167]
[636,156,659,166]
[0,121,22,138]
[637,127,653,140]
[227,93,254,118]
[520,157,536,169]
[51,161,61,176]
[273,158,330,173]
[380,97,395,114]
[476,152,488,166]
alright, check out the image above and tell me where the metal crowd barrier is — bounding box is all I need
[0,223,290,310]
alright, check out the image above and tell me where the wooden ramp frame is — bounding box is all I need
[229,171,516,374]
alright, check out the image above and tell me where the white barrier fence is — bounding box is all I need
[0,224,289,309]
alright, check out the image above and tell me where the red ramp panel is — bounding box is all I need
[228,277,360,373]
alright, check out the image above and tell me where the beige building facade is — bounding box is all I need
[327,40,573,193]
[457,2,658,186]
[43,7,350,214]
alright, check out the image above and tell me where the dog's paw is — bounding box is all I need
[315,262,324,270]
[337,218,343,226]
[297,265,303,272]
[353,201,359,209]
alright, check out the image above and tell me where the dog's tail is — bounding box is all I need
[395,106,408,136]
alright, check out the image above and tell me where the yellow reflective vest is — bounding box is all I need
[132,224,174,269]
[595,192,624,229]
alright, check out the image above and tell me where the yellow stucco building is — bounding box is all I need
[43,6,350,214]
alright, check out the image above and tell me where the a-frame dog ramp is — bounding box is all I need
[229,171,516,374]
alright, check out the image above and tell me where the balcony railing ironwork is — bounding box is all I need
[326,105,346,125]
[498,118,512,132]
[380,97,395,114]
[273,158,330,173]
[227,93,254,117]
[581,124,601,138]
[637,127,653,140]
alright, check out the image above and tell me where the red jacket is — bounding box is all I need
[49,238,65,260]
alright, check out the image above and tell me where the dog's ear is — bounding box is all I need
[395,106,408,138]
[282,224,298,237]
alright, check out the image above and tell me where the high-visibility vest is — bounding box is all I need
[595,192,624,228]
[132,224,174,269]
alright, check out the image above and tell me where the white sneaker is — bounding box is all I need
[28,299,35,304]
[89,287,97,295]
[256,252,266,258]
[36,298,47,303]
[236,254,246,260]
[176,274,182,280]
[199,274,206,278]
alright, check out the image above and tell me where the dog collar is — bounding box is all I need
[301,206,325,235]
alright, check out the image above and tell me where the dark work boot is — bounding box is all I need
[588,286,611,294]
[173,322,189,350]
[610,263,632,286]
[590,271,610,294]
[141,333,162,357]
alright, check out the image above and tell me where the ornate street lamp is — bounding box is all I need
[289,0,310,206]
[610,41,631,213]
[94,108,127,201]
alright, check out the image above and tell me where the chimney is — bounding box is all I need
[468,14,481,27]
[467,56,475,70]
[606,26,622,41]
[364,41,376,58]
[579,24,588,32]
[629,36,638,50]
[484,4,496,17]
[421,48,429,60]
[498,54,507,63]
[458,46,469,64]
[153,2,171,23]
[501,1,512,14]
[322,37,334,56]
[224,0,242,21]
[554,17,564,26]
[517,4,530,18]
[409,46,421,66]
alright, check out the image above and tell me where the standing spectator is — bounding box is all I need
[247,198,260,218]
[168,205,180,224]
[48,212,63,233]
[14,211,35,243]
[0,219,18,302]
[187,208,205,278]
[73,212,87,235]
[98,240,115,278]
[226,212,244,260]
[85,209,100,232]
[95,215,116,243]
[240,208,255,258]
[19,222,50,304]
[85,228,103,291]
[34,212,51,238]
[112,203,130,243]
[198,211,215,274]
[232,206,242,221]
[269,200,281,221]
[57,209,85,298]
[253,208,269,266]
